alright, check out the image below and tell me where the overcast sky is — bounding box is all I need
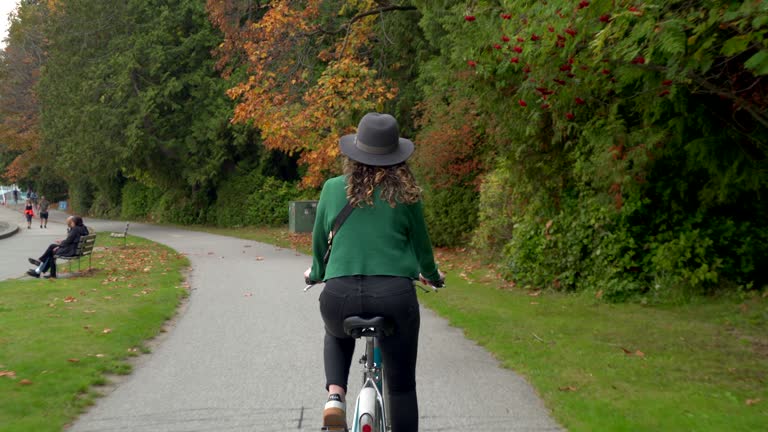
[0,0,18,50]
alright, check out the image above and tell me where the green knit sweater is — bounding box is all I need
[310,175,440,282]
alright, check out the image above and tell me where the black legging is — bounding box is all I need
[319,275,420,432]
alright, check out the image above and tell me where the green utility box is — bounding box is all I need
[289,200,318,233]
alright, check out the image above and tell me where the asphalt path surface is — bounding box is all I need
[0,204,562,431]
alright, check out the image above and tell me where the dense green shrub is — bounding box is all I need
[210,169,304,227]
[149,189,209,225]
[67,178,94,215]
[244,177,305,226]
[121,181,163,220]
[416,0,768,299]
[422,185,478,247]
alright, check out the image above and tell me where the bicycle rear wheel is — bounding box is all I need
[354,387,378,431]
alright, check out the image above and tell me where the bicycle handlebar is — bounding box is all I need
[304,277,445,292]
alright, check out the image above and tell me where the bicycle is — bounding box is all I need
[306,276,443,432]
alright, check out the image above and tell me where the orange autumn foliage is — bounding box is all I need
[208,0,397,187]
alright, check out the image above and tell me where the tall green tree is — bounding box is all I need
[0,0,48,184]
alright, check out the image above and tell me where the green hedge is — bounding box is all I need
[422,185,478,248]
[209,169,304,227]
[121,181,162,220]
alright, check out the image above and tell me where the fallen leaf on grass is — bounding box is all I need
[621,347,645,357]
[530,301,539,305]
[0,370,16,378]
[63,296,77,303]
[528,290,541,297]
[67,358,80,363]
[558,385,577,392]
[746,398,761,406]
[95,354,105,358]
[595,289,604,299]
[102,328,112,334]
[18,379,32,386]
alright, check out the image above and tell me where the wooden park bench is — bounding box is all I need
[110,222,130,246]
[57,233,97,273]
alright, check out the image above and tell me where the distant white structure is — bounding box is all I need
[0,184,23,205]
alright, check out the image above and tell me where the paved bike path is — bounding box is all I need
[0,206,562,431]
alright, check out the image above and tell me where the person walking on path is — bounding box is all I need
[27,216,89,279]
[38,195,50,228]
[12,188,18,205]
[304,112,445,431]
[23,199,34,229]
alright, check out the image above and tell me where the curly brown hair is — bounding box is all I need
[343,157,422,208]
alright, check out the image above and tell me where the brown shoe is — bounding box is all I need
[322,394,346,429]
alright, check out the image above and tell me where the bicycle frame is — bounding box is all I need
[350,335,388,432]
[306,279,443,432]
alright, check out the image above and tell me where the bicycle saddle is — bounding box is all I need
[343,316,394,338]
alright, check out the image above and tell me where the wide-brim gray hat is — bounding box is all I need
[339,112,414,166]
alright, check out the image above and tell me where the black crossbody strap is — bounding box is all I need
[323,202,354,264]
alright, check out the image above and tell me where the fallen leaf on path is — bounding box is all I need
[255,256,264,261]
[18,379,32,386]
[558,385,577,392]
[244,245,252,248]
[244,293,253,297]
[746,398,761,406]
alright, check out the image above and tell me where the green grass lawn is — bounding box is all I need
[419,271,767,431]
[0,235,189,432]
[188,224,768,431]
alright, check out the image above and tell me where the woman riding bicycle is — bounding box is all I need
[305,112,444,431]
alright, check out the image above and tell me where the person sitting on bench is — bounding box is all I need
[27,216,89,279]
